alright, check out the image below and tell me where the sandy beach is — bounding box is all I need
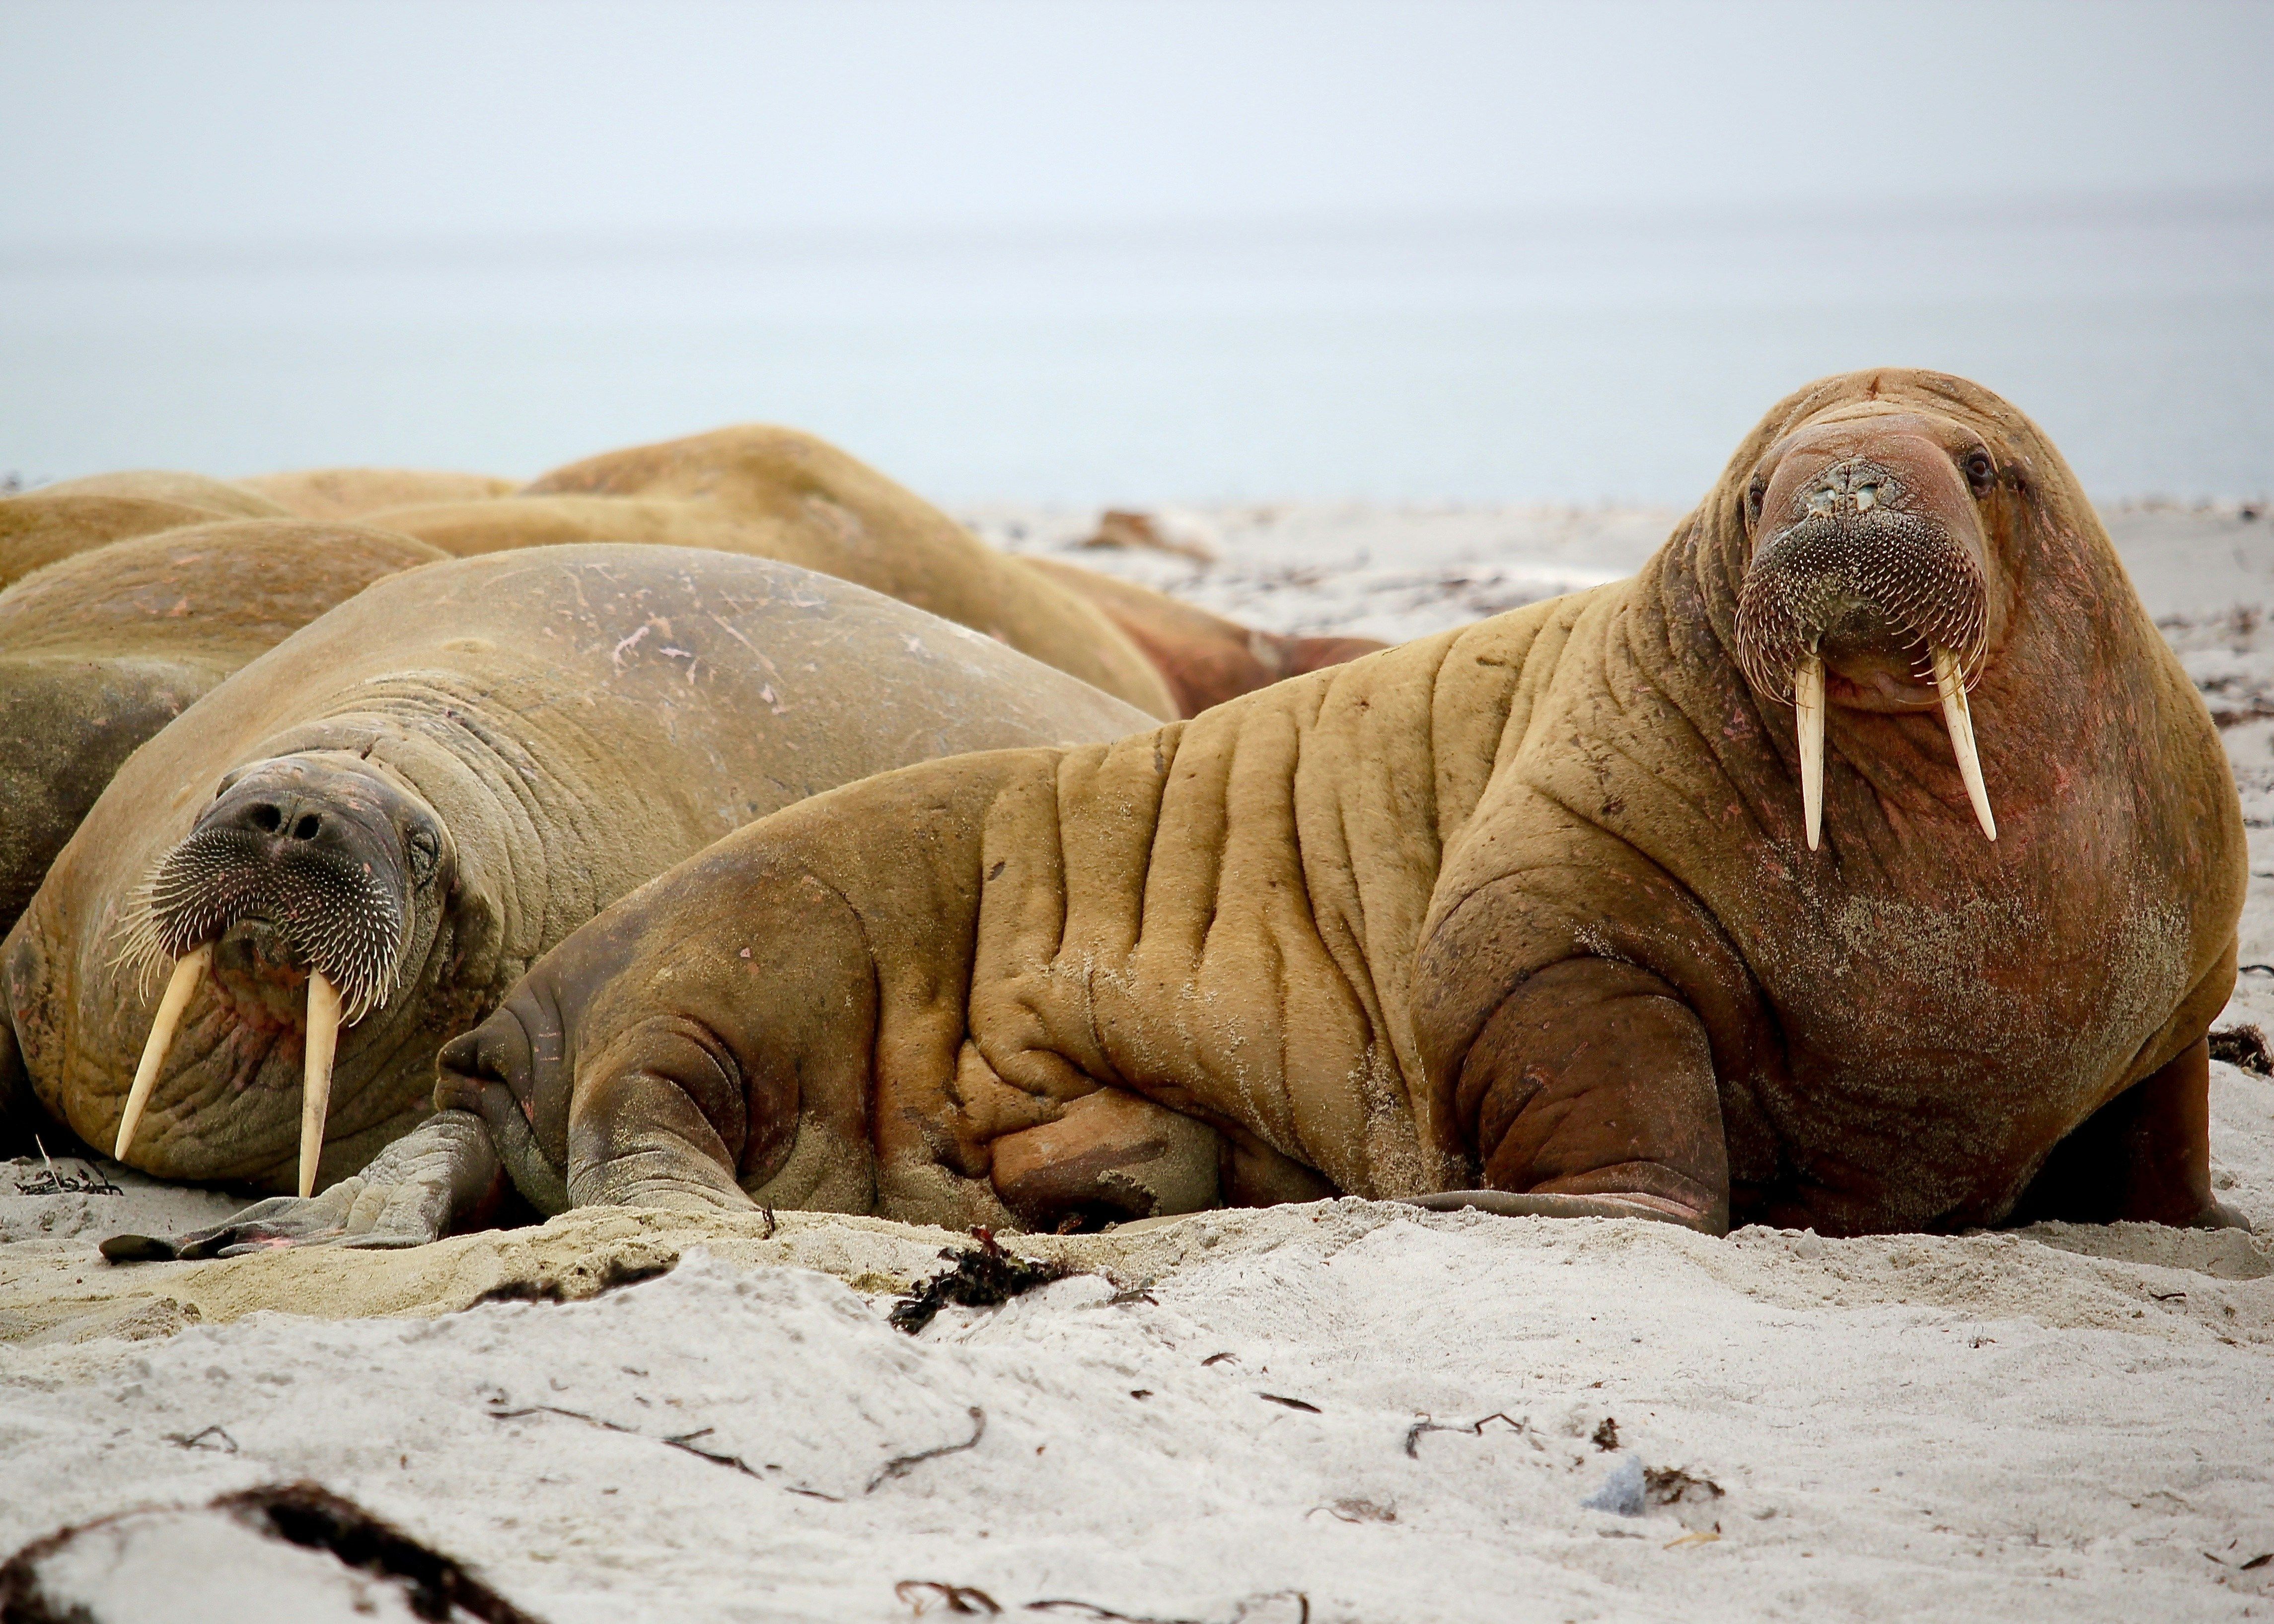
[3,501,2270,1622]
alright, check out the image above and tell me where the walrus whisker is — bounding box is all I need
[114,943,213,1161]
[1794,650,1826,850]
[300,970,343,1198]
[107,875,174,1002]
[1931,644,1997,841]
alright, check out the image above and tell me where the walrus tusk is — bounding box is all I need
[299,970,343,1199]
[114,942,214,1162]
[1794,650,1826,850]
[1930,645,1997,841]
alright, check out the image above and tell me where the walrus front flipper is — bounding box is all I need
[2009,1039,2252,1232]
[1450,959,1731,1236]
[101,1111,505,1263]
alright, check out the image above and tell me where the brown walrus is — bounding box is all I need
[0,473,291,591]
[3,547,1150,1239]
[362,426,1379,719]
[1020,555,1389,716]
[234,468,519,521]
[398,370,2244,1241]
[0,519,447,940]
[361,426,1180,717]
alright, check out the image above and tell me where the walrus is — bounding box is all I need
[0,473,291,591]
[394,370,2244,1242]
[2,546,1150,1236]
[357,426,1180,717]
[235,467,519,521]
[0,519,447,940]
[1020,554,1390,715]
[228,430,1381,718]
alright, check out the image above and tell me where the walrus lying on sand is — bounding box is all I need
[0,521,446,941]
[234,466,520,521]
[0,473,292,591]
[1,547,1148,1238]
[306,425,1382,718]
[329,369,2238,1244]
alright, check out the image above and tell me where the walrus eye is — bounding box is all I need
[407,827,441,885]
[1963,450,1996,496]
[1746,475,1767,528]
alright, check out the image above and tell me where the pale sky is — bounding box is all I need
[5,0,2271,248]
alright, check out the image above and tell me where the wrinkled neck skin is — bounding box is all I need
[1593,378,2240,1230]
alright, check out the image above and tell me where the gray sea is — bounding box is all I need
[4,195,2270,504]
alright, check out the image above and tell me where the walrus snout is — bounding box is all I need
[112,752,453,1194]
[146,758,436,1021]
[1733,420,2002,850]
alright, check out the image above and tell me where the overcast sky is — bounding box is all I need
[5,0,2272,248]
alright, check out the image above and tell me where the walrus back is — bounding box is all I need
[678,582,1614,1216]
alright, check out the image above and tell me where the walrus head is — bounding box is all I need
[112,751,457,1195]
[1730,402,2015,849]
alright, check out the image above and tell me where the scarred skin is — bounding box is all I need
[430,370,2246,1240]
[3,546,1150,1234]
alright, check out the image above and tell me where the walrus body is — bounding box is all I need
[3,546,1150,1215]
[1020,555,1389,715]
[230,430,1381,719]
[0,520,446,938]
[430,372,2244,1240]
[362,426,1182,718]
[0,473,291,591]
[235,468,518,521]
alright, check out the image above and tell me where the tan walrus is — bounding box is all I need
[3,547,1150,1243]
[0,473,291,591]
[1020,555,1389,716]
[239,430,1383,717]
[0,520,446,939]
[234,468,519,521]
[361,425,1384,718]
[361,426,1181,717]
[349,369,2243,1244]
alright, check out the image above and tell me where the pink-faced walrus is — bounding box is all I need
[121,371,2250,1251]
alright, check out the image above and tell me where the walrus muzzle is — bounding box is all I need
[113,755,441,1195]
[1733,450,1996,849]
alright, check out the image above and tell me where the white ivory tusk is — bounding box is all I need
[114,943,213,1162]
[1794,651,1826,850]
[1931,645,1997,841]
[299,971,343,1199]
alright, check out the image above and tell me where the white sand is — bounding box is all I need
[4,501,2272,1621]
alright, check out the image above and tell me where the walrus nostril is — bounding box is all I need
[291,813,321,841]
[249,803,282,834]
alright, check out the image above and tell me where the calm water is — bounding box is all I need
[5,198,2270,503]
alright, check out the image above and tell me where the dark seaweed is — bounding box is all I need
[472,1253,676,1306]
[0,1482,543,1624]
[2210,1024,2273,1075]
[888,1228,1071,1334]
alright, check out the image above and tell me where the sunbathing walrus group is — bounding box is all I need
[0,372,2247,1265]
